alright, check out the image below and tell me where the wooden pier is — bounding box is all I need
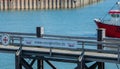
[0,27,120,69]
[0,0,101,10]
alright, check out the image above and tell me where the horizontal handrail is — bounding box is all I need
[0,32,97,40]
[0,31,120,63]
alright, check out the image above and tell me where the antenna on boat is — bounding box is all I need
[101,3,117,20]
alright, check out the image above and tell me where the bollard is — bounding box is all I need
[36,27,44,38]
[97,28,105,49]
[97,28,105,69]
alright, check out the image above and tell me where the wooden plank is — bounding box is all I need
[0,44,118,64]
[0,45,117,59]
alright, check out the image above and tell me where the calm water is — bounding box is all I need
[0,0,120,69]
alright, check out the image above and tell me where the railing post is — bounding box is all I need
[36,27,44,38]
[36,27,44,69]
[97,28,105,69]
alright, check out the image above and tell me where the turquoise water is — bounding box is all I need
[0,0,120,69]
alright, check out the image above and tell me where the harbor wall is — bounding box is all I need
[0,0,101,10]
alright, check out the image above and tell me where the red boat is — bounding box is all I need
[94,2,120,38]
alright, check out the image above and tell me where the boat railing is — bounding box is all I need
[102,19,120,26]
[102,19,110,23]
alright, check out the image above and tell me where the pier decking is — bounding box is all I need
[0,27,120,69]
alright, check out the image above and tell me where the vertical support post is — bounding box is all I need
[37,59,44,69]
[36,27,44,69]
[97,28,105,49]
[97,28,105,69]
[36,27,44,37]
[15,47,22,69]
[76,56,84,69]
[15,53,22,69]
[77,62,82,69]
[97,62,104,69]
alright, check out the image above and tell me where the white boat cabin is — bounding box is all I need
[108,10,120,25]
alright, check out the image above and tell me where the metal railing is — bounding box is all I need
[0,32,120,63]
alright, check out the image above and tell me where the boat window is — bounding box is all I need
[111,14,119,18]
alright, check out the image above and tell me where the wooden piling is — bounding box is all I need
[0,1,1,10]
[37,59,44,69]
[50,0,52,9]
[36,27,44,38]
[1,0,3,10]
[34,0,36,9]
[44,0,46,9]
[3,0,6,10]
[36,27,44,69]
[57,0,59,9]
[21,0,24,10]
[44,0,47,9]
[17,0,19,10]
[0,0,101,10]
[15,53,22,69]
[29,0,32,10]
[64,0,67,8]
[53,0,56,9]
[97,28,105,49]
[25,0,28,10]
[11,0,16,10]
[97,28,105,69]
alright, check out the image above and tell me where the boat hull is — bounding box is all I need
[95,20,120,38]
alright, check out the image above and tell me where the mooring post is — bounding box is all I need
[97,28,105,69]
[97,28,105,49]
[36,27,44,37]
[36,27,44,69]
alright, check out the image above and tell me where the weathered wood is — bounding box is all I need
[0,29,120,69]
[88,62,97,69]
[15,51,22,69]
[97,28,105,69]
[0,0,101,10]
[37,59,44,69]
[45,60,56,69]
[36,27,44,37]
[15,46,22,69]
[97,28,105,49]
[30,59,36,66]
[21,58,33,69]
[97,62,104,69]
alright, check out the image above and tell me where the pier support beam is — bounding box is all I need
[97,62,105,69]
[88,62,98,69]
[30,59,36,66]
[97,28,105,69]
[15,51,22,69]
[37,59,44,69]
[21,58,33,69]
[45,60,56,69]
[15,46,22,69]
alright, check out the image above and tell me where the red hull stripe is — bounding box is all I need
[109,10,120,14]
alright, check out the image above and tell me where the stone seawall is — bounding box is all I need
[0,0,101,10]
